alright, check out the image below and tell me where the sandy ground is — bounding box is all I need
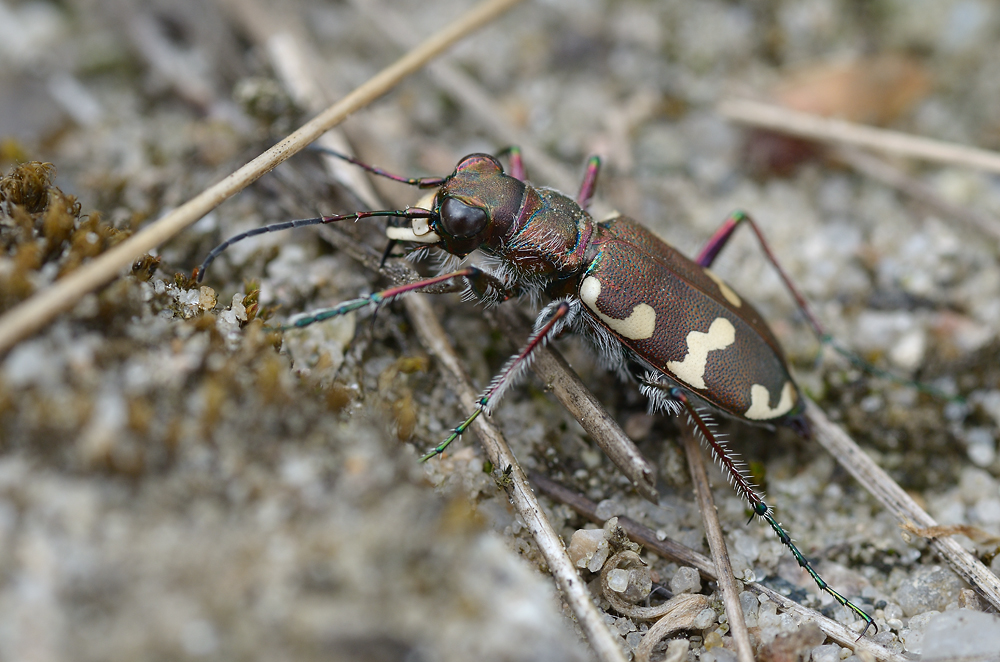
[2,0,1000,660]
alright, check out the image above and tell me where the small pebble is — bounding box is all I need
[613,616,635,636]
[921,609,1000,659]
[811,644,840,662]
[702,647,736,662]
[595,498,623,519]
[693,607,717,630]
[703,630,724,649]
[607,568,629,592]
[958,588,982,611]
[739,590,759,627]
[883,603,903,621]
[895,566,963,616]
[566,529,607,570]
[669,565,701,594]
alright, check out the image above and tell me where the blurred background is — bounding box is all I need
[2,0,1000,660]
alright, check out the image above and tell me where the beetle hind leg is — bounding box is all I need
[643,379,878,637]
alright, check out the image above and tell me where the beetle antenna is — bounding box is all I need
[308,146,446,188]
[196,208,435,282]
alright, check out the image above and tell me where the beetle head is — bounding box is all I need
[386,154,525,257]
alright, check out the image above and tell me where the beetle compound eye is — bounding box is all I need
[440,198,488,238]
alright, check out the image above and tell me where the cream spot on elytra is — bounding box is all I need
[704,268,742,307]
[665,317,736,389]
[744,382,796,420]
[580,276,656,340]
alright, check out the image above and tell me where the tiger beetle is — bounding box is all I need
[196,147,877,637]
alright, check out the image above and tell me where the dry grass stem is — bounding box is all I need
[718,98,1000,175]
[0,0,525,355]
[529,473,905,661]
[834,147,1000,243]
[633,594,710,662]
[806,400,1000,612]
[494,307,659,501]
[405,294,629,662]
[679,421,754,662]
[245,13,624,658]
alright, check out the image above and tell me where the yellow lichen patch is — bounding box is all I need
[0,161,142,312]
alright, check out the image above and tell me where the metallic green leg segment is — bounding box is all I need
[283,296,376,329]
[419,406,484,462]
[758,505,877,638]
[671,388,878,639]
[281,268,481,331]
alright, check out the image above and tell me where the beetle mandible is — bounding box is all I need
[197,147,877,637]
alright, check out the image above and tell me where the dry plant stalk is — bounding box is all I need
[529,473,905,661]
[718,98,1000,175]
[806,400,1000,612]
[239,10,626,659]
[0,0,526,355]
[404,294,629,662]
[679,421,754,662]
[833,146,1000,243]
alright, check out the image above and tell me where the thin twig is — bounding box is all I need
[242,10,625,659]
[0,0,526,355]
[633,594,710,662]
[806,399,1000,612]
[494,307,659,501]
[718,98,1000,175]
[833,146,1000,243]
[679,420,754,662]
[406,294,628,662]
[348,0,660,499]
[530,472,905,662]
[347,0,586,200]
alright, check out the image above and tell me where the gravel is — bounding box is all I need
[2,0,1000,659]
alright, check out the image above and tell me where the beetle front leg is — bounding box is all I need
[420,298,578,461]
[285,267,502,330]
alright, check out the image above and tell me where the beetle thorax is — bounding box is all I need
[485,186,595,278]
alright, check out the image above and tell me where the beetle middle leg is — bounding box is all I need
[420,298,579,461]
[695,210,958,403]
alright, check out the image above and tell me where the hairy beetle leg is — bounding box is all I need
[421,300,574,462]
[284,267,494,330]
[653,382,878,638]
